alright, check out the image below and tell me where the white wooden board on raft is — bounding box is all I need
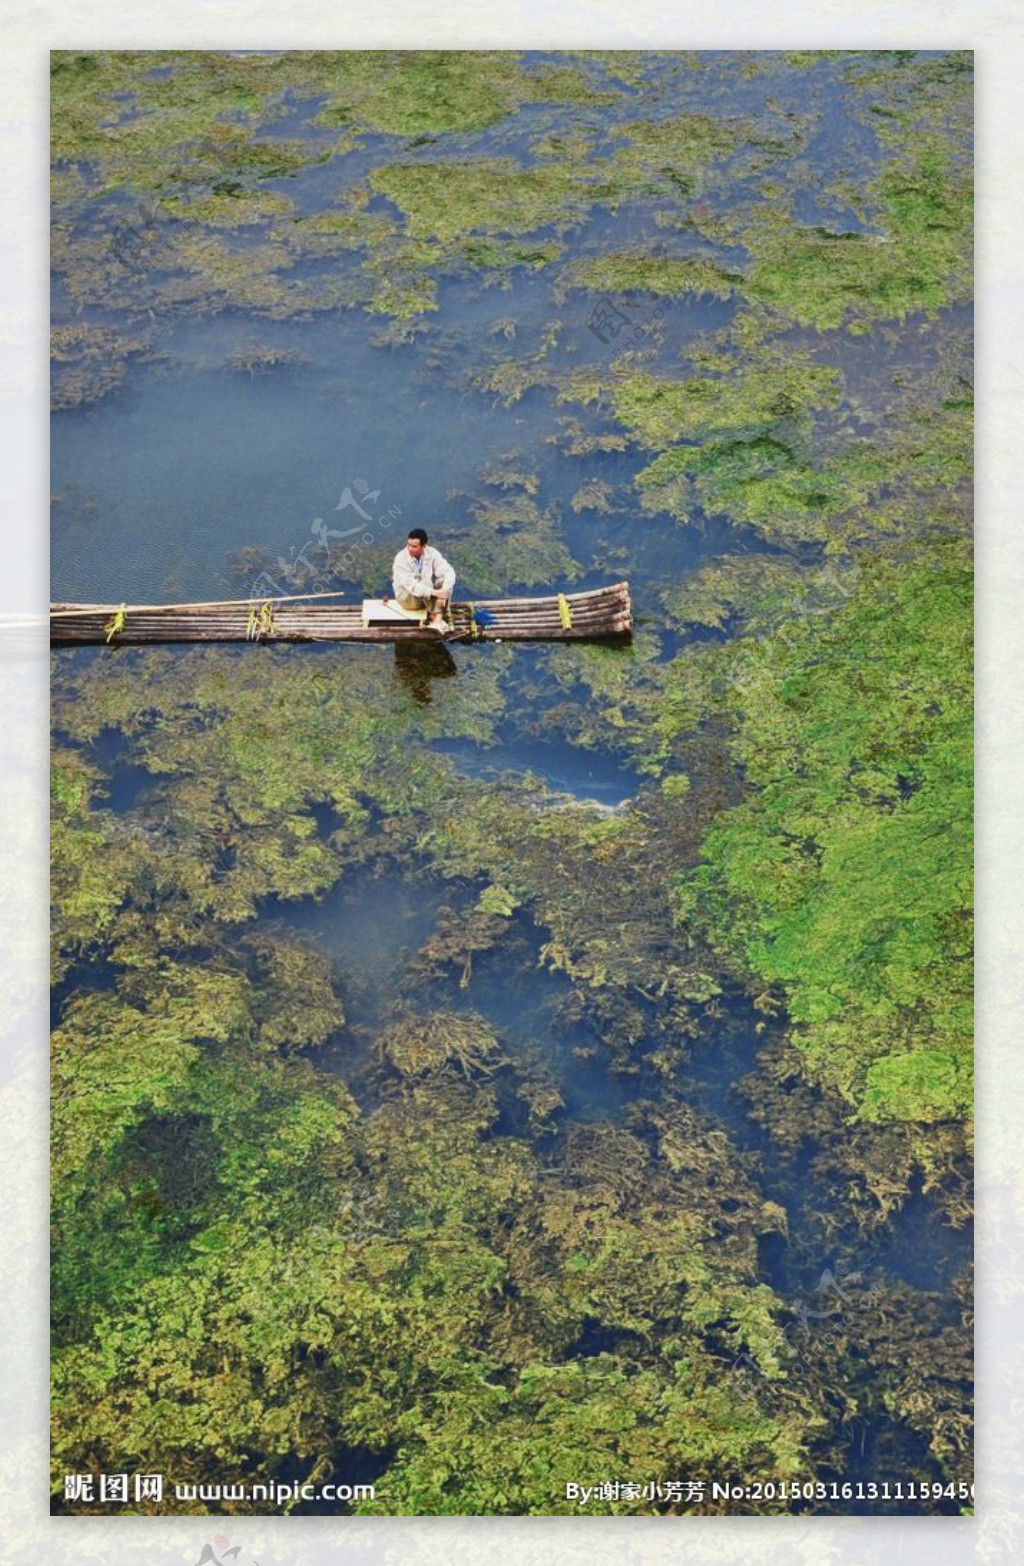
[361,599,427,627]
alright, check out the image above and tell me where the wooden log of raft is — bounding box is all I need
[50,583,632,646]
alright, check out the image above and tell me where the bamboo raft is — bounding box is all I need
[50,583,632,646]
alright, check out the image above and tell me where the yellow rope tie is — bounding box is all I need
[557,593,573,631]
[103,605,127,643]
[246,601,275,641]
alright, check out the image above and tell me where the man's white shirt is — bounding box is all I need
[392,544,456,602]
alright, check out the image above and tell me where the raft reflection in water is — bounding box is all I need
[392,639,459,705]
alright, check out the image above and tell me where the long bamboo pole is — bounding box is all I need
[50,589,357,618]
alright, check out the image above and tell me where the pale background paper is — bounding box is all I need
[6,3,1016,1562]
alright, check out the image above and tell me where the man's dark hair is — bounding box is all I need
[408,528,428,545]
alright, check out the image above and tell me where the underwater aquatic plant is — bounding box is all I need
[375,1009,506,1078]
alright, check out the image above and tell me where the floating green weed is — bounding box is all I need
[562,252,741,300]
[675,550,972,1123]
[370,158,601,244]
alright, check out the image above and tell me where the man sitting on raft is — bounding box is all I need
[390,528,456,634]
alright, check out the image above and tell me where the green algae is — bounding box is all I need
[308,51,616,136]
[51,639,517,976]
[472,353,558,409]
[51,321,156,410]
[550,417,631,458]
[476,884,521,917]
[405,900,521,992]
[241,932,345,1052]
[363,263,440,321]
[458,494,579,593]
[841,51,973,148]
[861,1049,974,1124]
[569,478,618,514]
[370,158,601,245]
[376,1009,505,1078]
[517,628,668,770]
[562,252,742,301]
[674,549,972,1126]
[606,109,805,194]
[53,1045,817,1512]
[353,1103,813,1515]
[478,458,540,495]
[167,186,296,228]
[51,587,972,1511]
[660,553,816,630]
[225,341,309,375]
[552,298,971,548]
[360,104,762,258]
[52,626,715,1059]
[745,155,971,330]
[50,48,971,339]
[864,1278,973,1483]
[564,51,702,90]
[565,353,842,448]
[49,55,759,327]
[558,347,856,543]
[51,745,143,979]
[399,764,729,1028]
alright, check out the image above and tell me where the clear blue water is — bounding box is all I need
[429,728,640,806]
[50,256,746,609]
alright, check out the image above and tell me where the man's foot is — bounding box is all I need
[428,613,451,634]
